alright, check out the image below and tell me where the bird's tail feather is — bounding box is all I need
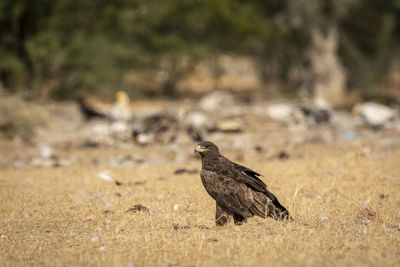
[252,190,292,221]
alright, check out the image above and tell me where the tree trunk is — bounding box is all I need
[309,25,347,106]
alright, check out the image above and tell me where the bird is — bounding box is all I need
[194,141,291,226]
[77,91,133,121]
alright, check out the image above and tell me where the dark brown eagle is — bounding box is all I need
[194,141,291,226]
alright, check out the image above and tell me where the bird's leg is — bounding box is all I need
[233,213,246,225]
[215,204,231,226]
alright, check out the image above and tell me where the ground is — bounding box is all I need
[1,142,399,267]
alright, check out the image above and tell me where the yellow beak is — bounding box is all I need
[194,145,208,153]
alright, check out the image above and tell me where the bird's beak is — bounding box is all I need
[194,145,208,153]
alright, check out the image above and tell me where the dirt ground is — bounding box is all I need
[1,140,400,267]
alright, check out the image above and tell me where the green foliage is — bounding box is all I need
[0,0,399,99]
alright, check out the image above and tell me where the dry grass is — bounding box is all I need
[0,145,400,267]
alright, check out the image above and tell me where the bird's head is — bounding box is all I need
[116,91,129,105]
[194,141,219,155]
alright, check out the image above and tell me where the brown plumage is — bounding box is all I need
[194,141,290,226]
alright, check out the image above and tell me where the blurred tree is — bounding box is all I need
[0,0,399,100]
[340,0,400,98]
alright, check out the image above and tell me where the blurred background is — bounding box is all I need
[0,0,400,167]
[1,0,400,101]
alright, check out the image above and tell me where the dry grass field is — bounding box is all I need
[1,143,400,267]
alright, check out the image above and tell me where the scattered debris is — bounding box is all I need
[277,151,290,159]
[115,180,122,186]
[356,208,376,221]
[340,130,357,140]
[363,198,371,206]
[126,204,149,213]
[308,193,322,199]
[91,235,99,242]
[300,104,331,125]
[81,121,132,147]
[253,145,263,152]
[362,226,368,235]
[174,168,197,175]
[194,224,210,230]
[167,259,180,267]
[206,238,218,242]
[379,194,388,199]
[107,155,144,166]
[89,194,113,208]
[320,216,328,222]
[173,224,190,230]
[388,224,400,231]
[173,204,180,211]
[98,172,114,182]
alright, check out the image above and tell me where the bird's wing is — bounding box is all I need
[232,163,290,218]
[233,164,267,193]
[200,169,253,217]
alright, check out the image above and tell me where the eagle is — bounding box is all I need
[194,141,291,226]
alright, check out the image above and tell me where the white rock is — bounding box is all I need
[353,102,395,127]
[173,204,180,211]
[185,111,208,128]
[199,91,235,111]
[98,172,113,182]
[320,216,328,222]
[37,142,52,159]
[266,103,303,124]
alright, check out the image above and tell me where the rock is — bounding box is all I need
[37,142,52,159]
[199,91,235,111]
[266,103,304,125]
[353,102,395,128]
[184,111,208,141]
[184,111,208,129]
[132,114,178,145]
[98,172,114,182]
[215,119,242,132]
[80,120,133,147]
